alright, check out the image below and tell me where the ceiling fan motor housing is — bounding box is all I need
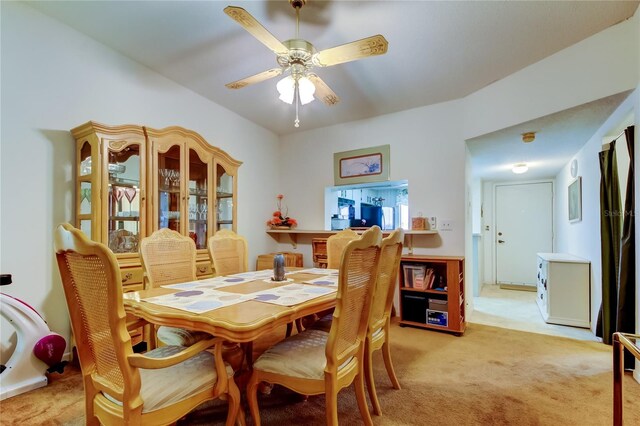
[277,39,316,76]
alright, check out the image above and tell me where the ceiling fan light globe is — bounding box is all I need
[277,76,295,104]
[298,76,316,105]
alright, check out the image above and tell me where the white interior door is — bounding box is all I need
[496,182,553,286]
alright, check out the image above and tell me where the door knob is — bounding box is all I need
[498,239,505,243]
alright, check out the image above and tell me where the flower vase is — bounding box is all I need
[271,225,291,230]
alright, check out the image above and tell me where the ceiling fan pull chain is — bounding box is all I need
[294,82,300,128]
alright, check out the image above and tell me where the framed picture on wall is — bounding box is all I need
[333,145,390,185]
[568,177,582,223]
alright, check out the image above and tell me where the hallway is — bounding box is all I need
[470,285,599,342]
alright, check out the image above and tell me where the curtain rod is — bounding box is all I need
[602,127,630,151]
[610,129,626,142]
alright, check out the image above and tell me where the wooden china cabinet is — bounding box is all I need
[71,122,241,342]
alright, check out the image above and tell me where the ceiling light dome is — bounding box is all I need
[512,163,529,174]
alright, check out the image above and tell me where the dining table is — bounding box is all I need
[123,267,338,351]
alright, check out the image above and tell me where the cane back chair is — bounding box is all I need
[139,228,209,347]
[246,226,382,426]
[365,228,404,415]
[54,223,240,425]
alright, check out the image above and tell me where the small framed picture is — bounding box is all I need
[568,177,582,223]
[334,145,390,185]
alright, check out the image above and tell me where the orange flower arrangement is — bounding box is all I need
[266,194,298,228]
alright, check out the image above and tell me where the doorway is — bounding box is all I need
[495,182,553,289]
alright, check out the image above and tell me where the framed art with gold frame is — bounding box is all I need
[333,145,390,185]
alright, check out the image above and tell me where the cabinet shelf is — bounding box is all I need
[217,192,233,198]
[109,216,140,221]
[398,255,465,335]
[159,188,181,194]
[109,179,139,188]
[399,287,448,294]
[217,220,233,224]
[399,319,453,332]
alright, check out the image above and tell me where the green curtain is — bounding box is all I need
[617,126,635,368]
[596,140,621,344]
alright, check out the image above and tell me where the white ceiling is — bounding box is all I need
[28,0,638,137]
[467,91,633,182]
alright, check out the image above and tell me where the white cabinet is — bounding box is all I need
[536,253,590,328]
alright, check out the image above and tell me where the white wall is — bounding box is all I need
[0,2,281,357]
[278,100,467,256]
[462,12,639,140]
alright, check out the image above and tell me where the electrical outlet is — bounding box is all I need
[428,216,437,230]
[440,219,454,231]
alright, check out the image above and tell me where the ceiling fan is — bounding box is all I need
[224,0,388,127]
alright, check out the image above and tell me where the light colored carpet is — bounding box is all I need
[2,321,639,425]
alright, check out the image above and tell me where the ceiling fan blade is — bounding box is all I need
[314,35,388,67]
[226,68,283,89]
[308,74,340,106]
[224,6,289,56]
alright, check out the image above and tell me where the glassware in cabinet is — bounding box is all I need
[107,143,142,254]
[156,145,182,233]
[215,163,235,231]
[188,148,209,249]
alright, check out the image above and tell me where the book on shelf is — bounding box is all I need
[425,268,436,289]
[402,264,426,289]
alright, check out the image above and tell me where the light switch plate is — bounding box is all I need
[428,216,437,230]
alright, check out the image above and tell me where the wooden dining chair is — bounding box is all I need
[208,229,256,365]
[310,229,404,415]
[54,223,240,426]
[246,226,382,426]
[364,228,404,415]
[208,229,248,276]
[326,228,359,269]
[139,228,209,348]
[302,228,361,331]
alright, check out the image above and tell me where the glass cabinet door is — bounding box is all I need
[78,141,94,239]
[157,145,182,233]
[216,164,234,231]
[107,144,142,254]
[188,148,209,249]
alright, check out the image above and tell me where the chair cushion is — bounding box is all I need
[103,345,233,413]
[253,329,331,380]
[371,327,383,339]
[157,326,210,347]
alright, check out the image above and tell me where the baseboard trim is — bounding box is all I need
[498,283,536,292]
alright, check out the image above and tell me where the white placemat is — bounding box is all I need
[303,275,339,287]
[292,268,339,275]
[251,283,336,306]
[143,288,253,314]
